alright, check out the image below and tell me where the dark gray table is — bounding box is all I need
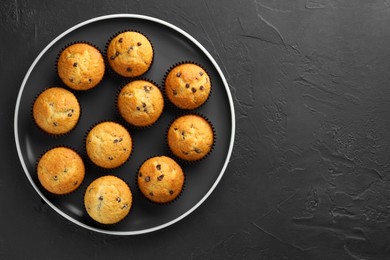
[2,0,390,259]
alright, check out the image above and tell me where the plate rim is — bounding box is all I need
[14,13,235,235]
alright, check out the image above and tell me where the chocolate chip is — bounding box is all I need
[169,190,174,195]
[191,87,197,93]
[69,78,74,83]
[110,55,116,60]
[53,176,58,181]
[108,156,113,160]
[157,174,164,181]
[88,78,92,83]
[185,83,190,88]
[53,122,57,127]
[98,195,103,201]
[149,192,154,196]
[127,67,132,72]
[49,103,54,107]
[121,204,128,209]
[199,71,204,76]
[156,164,161,170]
[200,85,204,90]
[174,127,178,131]
[116,197,121,202]
[113,137,123,143]
[137,42,142,46]
[73,181,78,186]
[73,62,78,67]
[63,168,68,173]
[182,151,189,155]
[119,38,123,43]
[173,90,177,95]
[195,148,202,153]
[115,51,120,56]
[136,106,140,111]
[68,112,72,117]
[144,85,152,92]
[176,72,181,77]
[145,176,150,182]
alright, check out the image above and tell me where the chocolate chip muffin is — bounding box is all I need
[164,63,211,110]
[85,121,132,169]
[137,156,184,204]
[33,87,81,135]
[37,147,85,195]
[117,80,164,127]
[106,31,153,77]
[167,114,214,161]
[84,175,132,224]
[57,43,105,91]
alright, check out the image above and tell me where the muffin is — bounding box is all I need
[164,63,211,110]
[117,80,164,127]
[106,31,153,77]
[137,156,184,204]
[57,42,105,91]
[85,121,132,169]
[167,114,214,161]
[33,87,81,135]
[37,147,85,195]
[84,175,132,224]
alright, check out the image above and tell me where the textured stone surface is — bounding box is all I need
[2,0,390,259]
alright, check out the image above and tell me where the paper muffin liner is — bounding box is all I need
[83,120,134,171]
[31,86,82,138]
[162,61,213,111]
[56,41,106,91]
[165,112,216,165]
[35,145,86,197]
[135,154,186,206]
[104,29,155,79]
[115,77,165,130]
[83,175,133,226]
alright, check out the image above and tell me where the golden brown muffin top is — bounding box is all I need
[117,80,164,127]
[165,63,211,109]
[167,115,214,161]
[138,156,184,204]
[57,43,105,91]
[86,121,132,169]
[107,31,153,77]
[33,87,80,135]
[84,175,132,224]
[37,147,85,195]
